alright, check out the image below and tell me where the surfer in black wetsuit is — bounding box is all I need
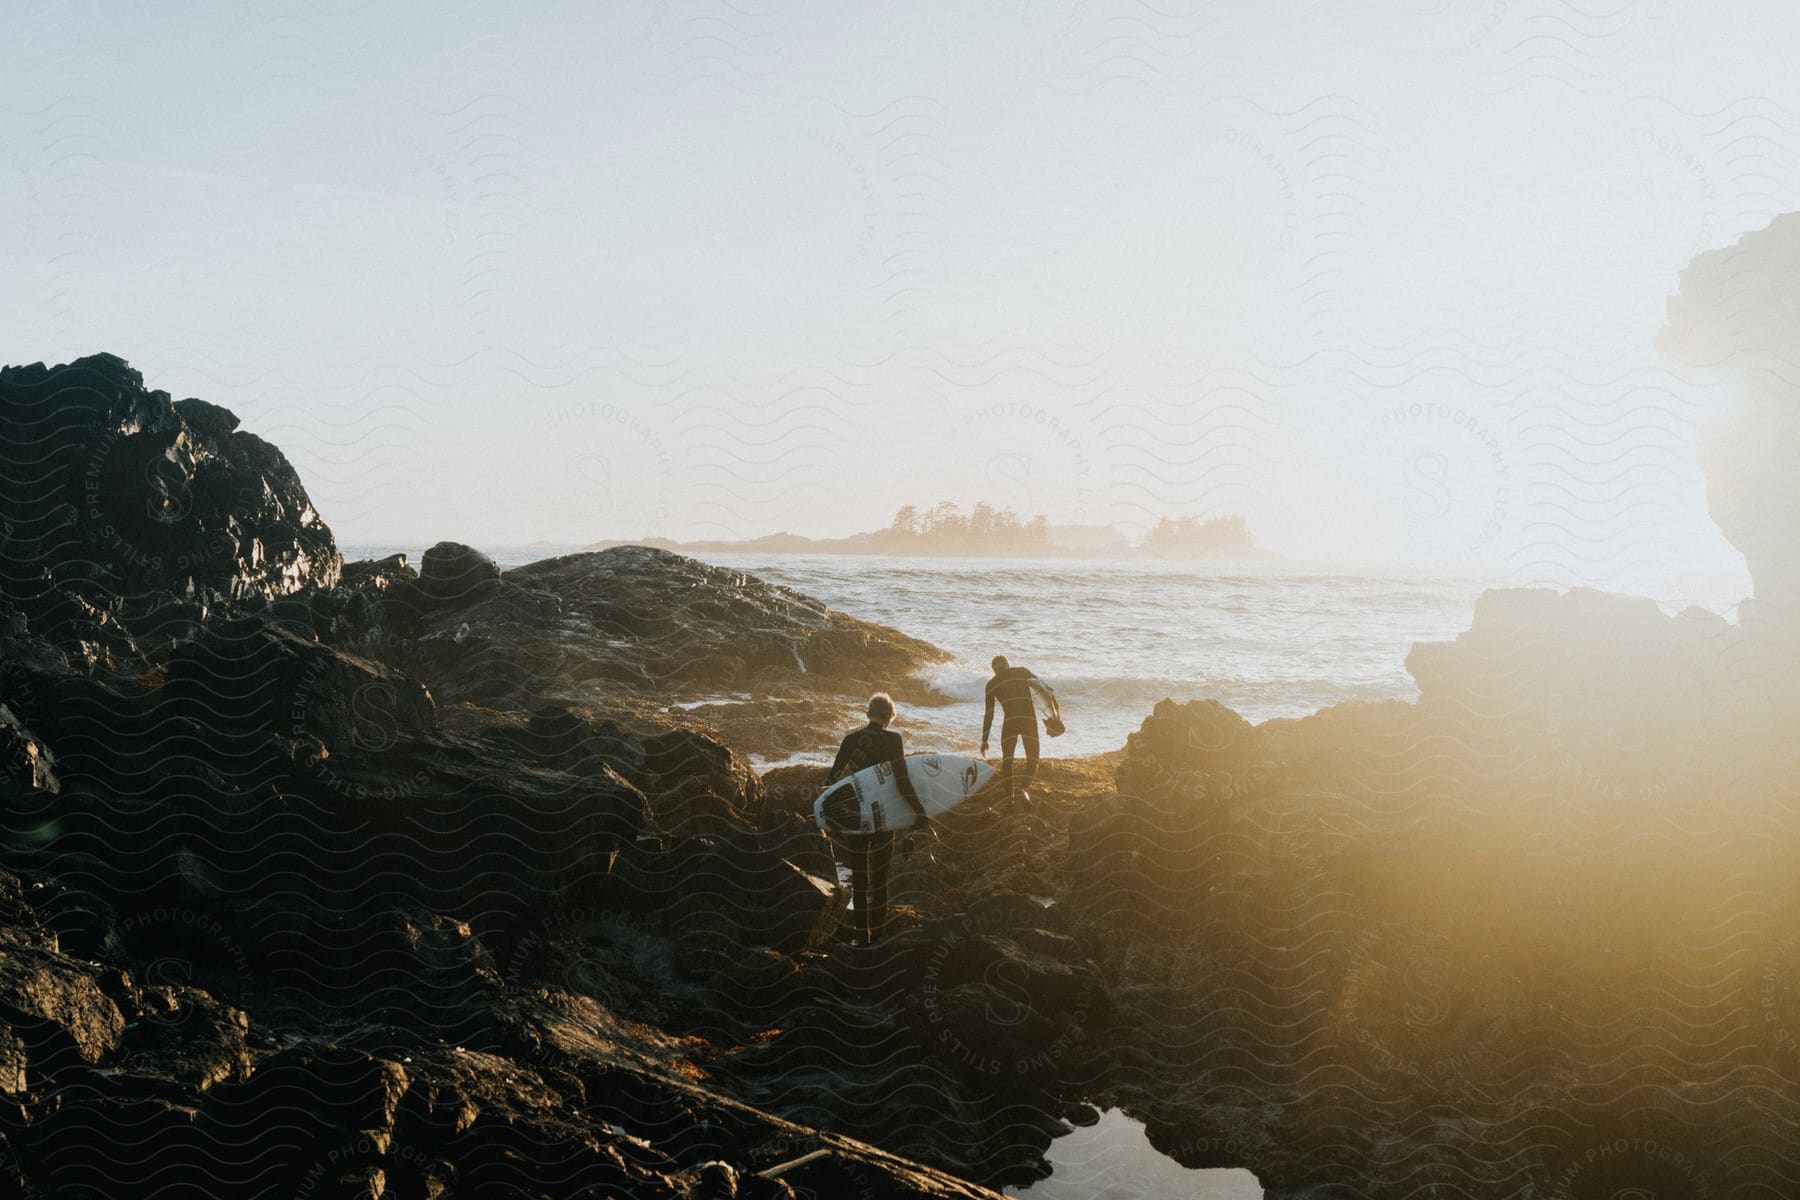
[825,693,928,946]
[981,656,1056,801]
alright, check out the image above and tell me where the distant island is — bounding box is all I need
[586,503,1274,560]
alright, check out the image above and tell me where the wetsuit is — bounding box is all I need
[983,665,1043,796]
[826,723,924,945]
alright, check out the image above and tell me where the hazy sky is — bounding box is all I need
[4,1,1792,597]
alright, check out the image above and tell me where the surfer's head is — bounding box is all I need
[991,655,1009,673]
[867,692,895,726]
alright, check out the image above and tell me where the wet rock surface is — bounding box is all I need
[0,353,340,636]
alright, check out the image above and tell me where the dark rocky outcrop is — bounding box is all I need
[0,353,339,648]
[1045,591,1800,1198]
[349,543,952,738]
[0,702,58,795]
[1066,698,1264,939]
[488,704,764,839]
[300,540,950,755]
[418,540,503,605]
[507,546,944,692]
[712,893,1102,1184]
[163,613,437,751]
[0,863,1014,1199]
[1658,213,1800,611]
[0,355,1037,1198]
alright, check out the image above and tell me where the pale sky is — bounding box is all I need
[3,0,1790,598]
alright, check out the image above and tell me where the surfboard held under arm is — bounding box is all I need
[813,754,997,835]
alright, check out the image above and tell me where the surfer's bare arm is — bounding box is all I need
[981,683,996,750]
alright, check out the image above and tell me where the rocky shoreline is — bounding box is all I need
[4,348,1800,1198]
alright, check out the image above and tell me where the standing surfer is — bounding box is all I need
[981,655,1060,801]
[825,693,928,946]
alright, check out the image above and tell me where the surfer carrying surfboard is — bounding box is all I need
[824,692,929,946]
[981,655,1059,801]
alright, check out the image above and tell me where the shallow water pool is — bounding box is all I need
[1004,1109,1262,1199]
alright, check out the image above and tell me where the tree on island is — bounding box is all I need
[882,501,1049,551]
[593,503,1261,558]
[1141,514,1255,556]
[877,504,1253,556]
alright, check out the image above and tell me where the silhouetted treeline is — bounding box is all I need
[591,504,1265,559]
[1140,514,1254,556]
[883,502,1051,550]
[876,504,1258,557]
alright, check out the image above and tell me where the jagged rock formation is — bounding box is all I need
[0,355,1044,1199]
[282,535,950,753]
[385,542,947,727]
[1658,212,1800,742]
[0,860,1018,1199]
[1658,212,1800,611]
[1028,592,1799,1197]
[0,353,340,636]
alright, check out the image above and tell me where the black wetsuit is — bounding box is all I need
[828,724,906,787]
[826,723,923,945]
[983,666,1042,794]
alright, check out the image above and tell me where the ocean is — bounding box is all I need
[704,553,1493,758]
[344,544,1747,761]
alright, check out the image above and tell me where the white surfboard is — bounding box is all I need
[813,753,996,835]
